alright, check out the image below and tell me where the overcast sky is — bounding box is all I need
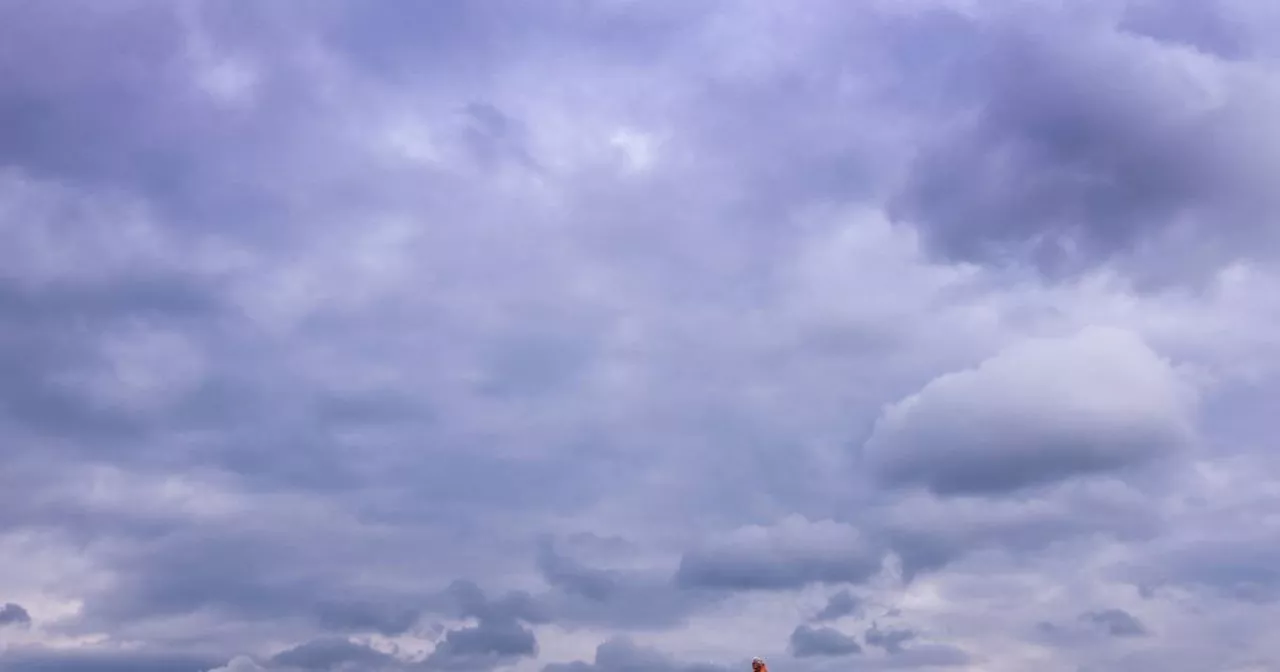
[3,1,1280,671]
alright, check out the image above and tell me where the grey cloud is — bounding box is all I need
[811,590,861,622]
[459,102,540,175]
[531,542,714,630]
[1033,607,1151,656]
[890,2,1280,280]
[789,625,863,658]
[63,510,531,642]
[423,617,537,671]
[436,580,550,627]
[1080,608,1149,638]
[676,517,883,591]
[878,478,1163,580]
[209,657,270,672]
[0,274,221,324]
[312,600,422,637]
[789,640,972,672]
[863,624,916,655]
[0,1,319,238]
[0,645,219,672]
[1118,0,1251,58]
[536,539,622,602]
[0,274,225,450]
[875,644,972,669]
[863,327,1195,496]
[76,524,579,647]
[1,1,1279,671]
[1120,530,1280,604]
[0,602,31,627]
[270,637,399,670]
[543,637,731,672]
[83,525,345,624]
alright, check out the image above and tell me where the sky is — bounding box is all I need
[2,1,1280,671]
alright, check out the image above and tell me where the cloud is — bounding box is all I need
[889,1,1280,281]
[1080,608,1149,638]
[878,478,1162,580]
[269,637,401,670]
[876,644,972,669]
[675,517,883,591]
[435,580,550,627]
[209,657,269,672]
[0,646,221,672]
[863,624,917,655]
[423,617,538,671]
[531,542,711,630]
[789,625,863,657]
[543,637,732,672]
[312,599,424,637]
[2,1,1280,671]
[863,326,1196,496]
[537,539,625,603]
[811,590,861,622]
[0,602,31,627]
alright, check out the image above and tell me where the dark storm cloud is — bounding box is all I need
[1080,608,1149,638]
[788,625,863,658]
[0,602,31,627]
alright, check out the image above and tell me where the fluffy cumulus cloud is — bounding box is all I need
[863,326,1196,496]
[3,1,1280,671]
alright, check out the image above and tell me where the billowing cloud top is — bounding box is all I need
[2,1,1280,672]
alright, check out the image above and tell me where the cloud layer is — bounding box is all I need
[3,1,1280,671]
